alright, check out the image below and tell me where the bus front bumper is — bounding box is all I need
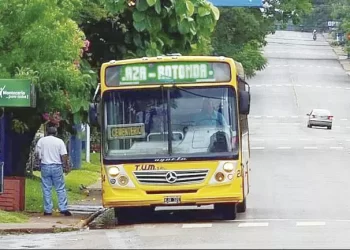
[102,185,243,208]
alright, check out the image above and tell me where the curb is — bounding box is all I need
[0,209,107,235]
[75,208,107,229]
[0,226,79,235]
[323,33,350,74]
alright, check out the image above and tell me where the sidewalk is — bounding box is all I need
[0,180,104,234]
[323,32,350,73]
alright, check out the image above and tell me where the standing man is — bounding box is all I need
[35,126,72,216]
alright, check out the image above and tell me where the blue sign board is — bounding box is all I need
[209,0,263,7]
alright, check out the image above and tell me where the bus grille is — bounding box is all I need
[133,169,209,185]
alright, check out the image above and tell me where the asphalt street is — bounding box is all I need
[2,31,350,249]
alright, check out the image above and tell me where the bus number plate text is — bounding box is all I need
[164,196,181,204]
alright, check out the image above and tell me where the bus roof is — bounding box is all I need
[100,55,246,87]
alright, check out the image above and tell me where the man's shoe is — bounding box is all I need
[44,212,52,216]
[60,210,72,216]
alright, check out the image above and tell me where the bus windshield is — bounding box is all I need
[103,86,238,160]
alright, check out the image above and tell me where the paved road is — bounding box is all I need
[2,31,350,249]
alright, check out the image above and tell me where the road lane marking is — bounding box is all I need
[266,116,273,118]
[299,138,311,141]
[277,146,291,149]
[135,225,157,229]
[251,147,265,150]
[182,223,212,228]
[341,118,348,121]
[251,138,265,141]
[238,222,269,228]
[253,116,262,118]
[304,146,318,149]
[296,221,326,227]
[291,116,299,118]
[330,146,344,150]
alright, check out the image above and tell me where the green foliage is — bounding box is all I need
[0,0,96,132]
[299,0,333,32]
[0,210,29,223]
[98,0,219,57]
[212,7,271,77]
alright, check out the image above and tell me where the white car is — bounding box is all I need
[307,109,333,130]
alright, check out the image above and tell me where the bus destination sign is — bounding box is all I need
[105,62,231,86]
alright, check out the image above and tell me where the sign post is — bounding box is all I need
[209,0,263,7]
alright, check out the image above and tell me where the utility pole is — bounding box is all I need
[85,124,90,163]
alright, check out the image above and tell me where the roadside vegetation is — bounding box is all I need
[0,154,100,223]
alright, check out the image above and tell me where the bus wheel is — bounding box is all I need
[214,203,237,220]
[237,198,247,213]
[114,207,155,225]
[114,207,138,225]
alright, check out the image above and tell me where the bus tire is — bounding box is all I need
[237,198,247,213]
[215,203,237,220]
[114,207,138,225]
[114,207,155,225]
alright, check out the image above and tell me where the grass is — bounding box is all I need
[0,210,29,223]
[81,152,100,165]
[25,153,101,213]
[0,153,101,223]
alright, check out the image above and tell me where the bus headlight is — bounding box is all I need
[209,161,237,185]
[108,166,120,177]
[118,175,129,186]
[215,172,225,182]
[223,162,235,172]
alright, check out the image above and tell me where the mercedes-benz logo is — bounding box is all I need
[165,171,177,184]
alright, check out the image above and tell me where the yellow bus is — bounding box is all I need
[90,55,251,224]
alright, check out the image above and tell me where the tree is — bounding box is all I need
[212,8,271,77]
[329,0,350,51]
[0,0,95,176]
[299,0,333,32]
[78,0,220,71]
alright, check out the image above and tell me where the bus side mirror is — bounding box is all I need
[89,102,101,127]
[239,91,250,115]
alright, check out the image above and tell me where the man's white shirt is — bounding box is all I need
[35,135,67,164]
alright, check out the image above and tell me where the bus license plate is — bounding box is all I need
[164,196,181,204]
